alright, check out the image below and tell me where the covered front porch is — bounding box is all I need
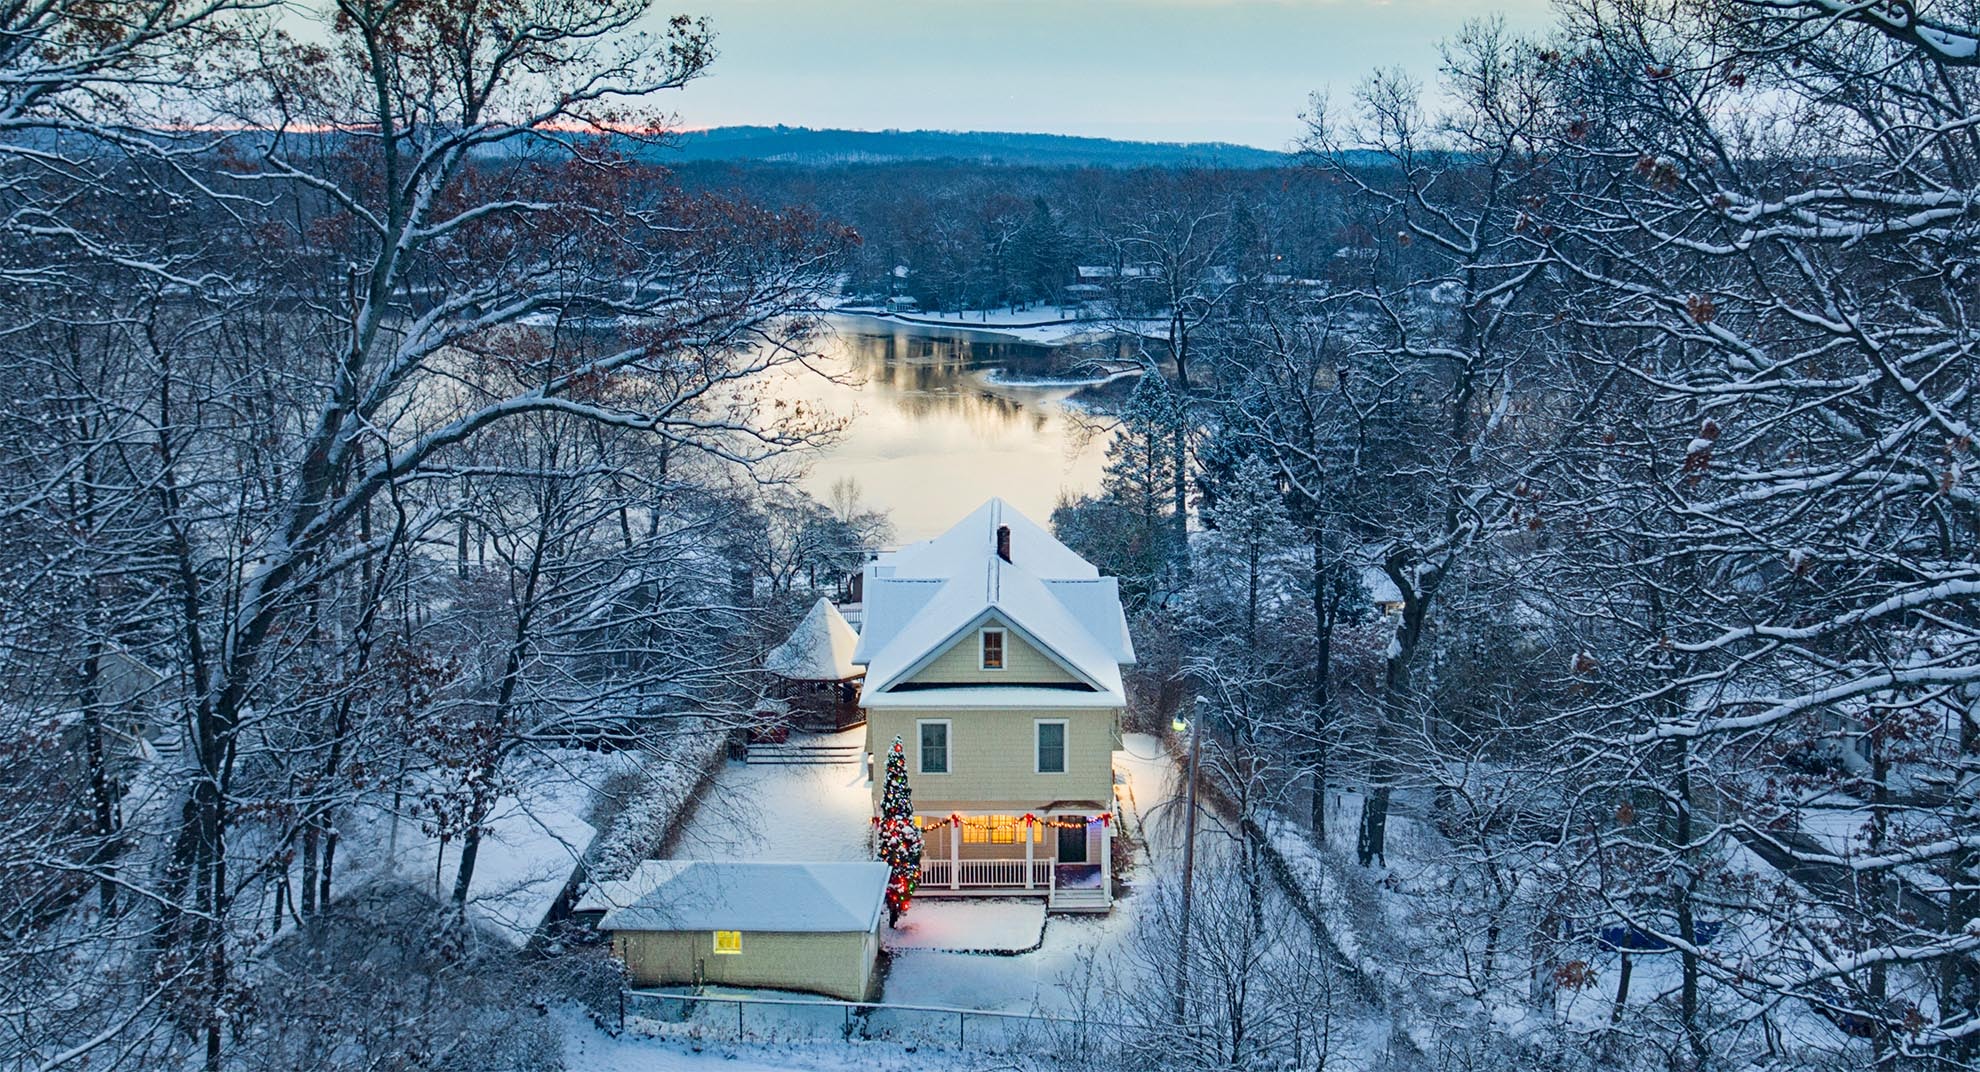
[910,805,1113,912]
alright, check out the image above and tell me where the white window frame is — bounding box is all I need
[1034,718,1069,774]
[917,718,952,775]
[978,627,1007,671]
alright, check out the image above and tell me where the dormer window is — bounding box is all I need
[979,628,1005,671]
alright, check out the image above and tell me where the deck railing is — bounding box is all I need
[918,858,1054,890]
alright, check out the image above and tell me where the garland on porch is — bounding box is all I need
[872,811,1112,831]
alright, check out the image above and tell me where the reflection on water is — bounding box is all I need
[761,315,1112,541]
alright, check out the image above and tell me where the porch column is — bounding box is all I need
[1024,817,1035,889]
[949,817,961,890]
[1100,810,1113,892]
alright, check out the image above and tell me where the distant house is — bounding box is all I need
[854,499,1135,912]
[762,597,865,731]
[1363,565,1406,617]
[584,861,889,1001]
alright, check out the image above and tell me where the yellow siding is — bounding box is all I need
[903,621,1079,686]
[866,706,1119,812]
[612,927,878,1002]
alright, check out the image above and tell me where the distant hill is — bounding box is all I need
[651,126,1293,168]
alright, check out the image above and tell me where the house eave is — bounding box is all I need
[859,685,1124,709]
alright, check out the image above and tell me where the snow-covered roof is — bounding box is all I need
[874,498,1099,583]
[1362,565,1403,606]
[590,861,889,934]
[853,499,1135,708]
[763,597,863,681]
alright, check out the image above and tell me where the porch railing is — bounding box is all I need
[919,858,1055,890]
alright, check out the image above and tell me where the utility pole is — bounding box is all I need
[1171,707,1203,1026]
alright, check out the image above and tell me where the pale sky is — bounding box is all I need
[662,0,1554,150]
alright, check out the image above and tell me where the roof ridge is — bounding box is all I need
[819,869,874,927]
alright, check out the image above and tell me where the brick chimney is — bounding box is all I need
[996,524,1012,563]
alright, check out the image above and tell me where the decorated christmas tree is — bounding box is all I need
[875,735,923,926]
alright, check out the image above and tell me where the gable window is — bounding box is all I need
[713,930,742,955]
[1035,719,1067,774]
[918,719,950,774]
[979,628,1005,671]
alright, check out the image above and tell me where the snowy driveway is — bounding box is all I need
[669,728,874,862]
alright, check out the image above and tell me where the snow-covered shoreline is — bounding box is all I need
[976,365,1143,389]
[819,306,1169,346]
[824,307,1104,345]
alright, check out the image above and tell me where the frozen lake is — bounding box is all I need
[757,314,1117,540]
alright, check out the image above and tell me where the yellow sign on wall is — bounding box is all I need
[713,930,742,955]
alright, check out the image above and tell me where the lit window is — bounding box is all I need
[1036,721,1067,774]
[980,629,1005,670]
[989,815,1018,844]
[919,720,949,774]
[713,930,742,955]
[962,817,988,844]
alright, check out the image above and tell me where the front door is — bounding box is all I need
[1056,816,1088,863]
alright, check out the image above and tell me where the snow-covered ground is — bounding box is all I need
[351,748,626,946]
[882,912,1135,1015]
[668,728,873,862]
[557,1006,930,1072]
[883,899,1045,953]
[977,366,1144,389]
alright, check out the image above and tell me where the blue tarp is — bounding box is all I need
[1594,921,1723,952]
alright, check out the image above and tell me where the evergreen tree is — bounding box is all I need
[1200,454,1297,652]
[1101,374,1184,597]
[1011,196,1070,304]
[875,735,923,926]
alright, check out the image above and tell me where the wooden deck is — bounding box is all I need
[915,859,1112,912]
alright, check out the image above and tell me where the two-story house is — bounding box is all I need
[854,499,1134,912]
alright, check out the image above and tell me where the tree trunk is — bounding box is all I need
[1942,697,1978,1063]
[451,823,484,909]
[1610,951,1632,1024]
[299,818,318,916]
[1358,605,1416,868]
[319,821,338,911]
[81,642,121,914]
[1309,533,1332,842]
[1171,391,1189,587]
[1674,746,1706,1069]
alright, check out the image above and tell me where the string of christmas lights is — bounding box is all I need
[872,811,1112,831]
[874,736,922,924]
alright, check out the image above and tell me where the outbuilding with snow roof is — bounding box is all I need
[761,597,866,731]
[582,860,889,1001]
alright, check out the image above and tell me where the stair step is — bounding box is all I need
[744,749,861,765]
